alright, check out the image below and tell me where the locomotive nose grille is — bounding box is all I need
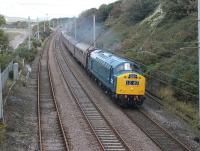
[116,73,145,95]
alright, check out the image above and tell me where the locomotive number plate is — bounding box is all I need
[126,81,139,86]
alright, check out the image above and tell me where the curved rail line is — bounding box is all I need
[58,33,192,151]
[54,35,131,151]
[37,36,70,151]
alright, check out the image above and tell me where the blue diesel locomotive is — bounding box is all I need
[61,31,146,106]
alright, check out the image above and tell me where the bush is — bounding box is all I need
[15,44,37,63]
[0,53,14,70]
[162,0,197,19]
[126,0,158,24]
[32,39,41,48]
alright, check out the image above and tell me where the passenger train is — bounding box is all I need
[61,31,146,107]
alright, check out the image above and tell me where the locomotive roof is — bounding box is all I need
[62,32,78,45]
[91,50,132,68]
[76,42,94,51]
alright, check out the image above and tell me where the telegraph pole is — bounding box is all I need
[37,17,40,40]
[28,16,31,50]
[93,15,96,48]
[198,0,200,119]
[47,14,50,28]
[74,18,77,40]
[43,17,46,32]
[0,68,2,122]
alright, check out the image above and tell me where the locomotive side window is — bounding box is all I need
[130,64,140,72]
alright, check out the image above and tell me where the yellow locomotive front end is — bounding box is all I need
[115,72,145,106]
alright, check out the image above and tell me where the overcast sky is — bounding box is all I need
[0,0,117,19]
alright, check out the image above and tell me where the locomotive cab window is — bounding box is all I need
[130,64,140,71]
[114,63,140,73]
[115,63,132,73]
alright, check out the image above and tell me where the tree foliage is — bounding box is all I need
[162,0,197,19]
[0,31,9,50]
[0,15,6,26]
[0,15,9,50]
[125,0,158,24]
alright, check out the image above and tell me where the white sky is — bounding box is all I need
[0,0,117,19]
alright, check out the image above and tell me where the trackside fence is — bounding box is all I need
[0,61,15,122]
[1,61,13,90]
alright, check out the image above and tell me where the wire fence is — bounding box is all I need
[1,61,13,90]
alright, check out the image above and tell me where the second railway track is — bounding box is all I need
[124,108,191,151]
[37,37,69,151]
[53,34,131,151]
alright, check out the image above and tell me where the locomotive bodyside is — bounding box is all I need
[88,50,145,106]
[61,31,145,106]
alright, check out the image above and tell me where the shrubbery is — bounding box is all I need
[15,43,38,63]
[162,0,197,19]
[125,0,158,24]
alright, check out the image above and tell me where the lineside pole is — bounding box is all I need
[93,15,96,48]
[44,17,46,32]
[28,16,31,50]
[0,68,2,122]
[47,14,50,28]
[74,18,77,40]
[198,0,200,119]
[37,17,40,40]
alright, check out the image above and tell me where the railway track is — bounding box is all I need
[124,108,192,151]
[58,34,192,151]
[53,35,131,151]
[37,37,69,151]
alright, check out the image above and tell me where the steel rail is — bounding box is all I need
[55,36,132,151]
[37,36,70,151]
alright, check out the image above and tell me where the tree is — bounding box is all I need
[0,15,9,49]
[126,0,158,24]
[0,15,6,26]
[162,0,197,19]
[0,30,9,50]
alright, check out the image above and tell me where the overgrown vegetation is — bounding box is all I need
[0,15,9,50]
[15,43,38,63]
[68,0,199,128]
